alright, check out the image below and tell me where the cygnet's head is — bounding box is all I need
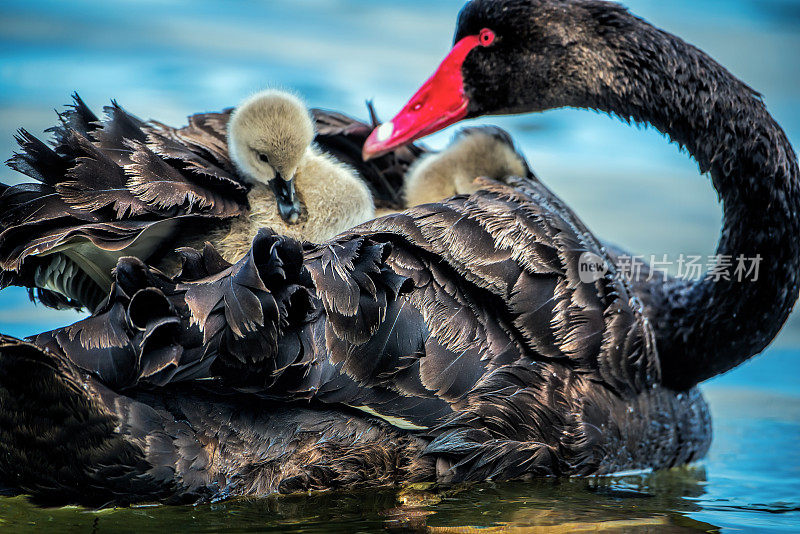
[404,126,530,207]
[228,90,315,224]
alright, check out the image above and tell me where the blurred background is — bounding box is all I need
[0,0,798,531]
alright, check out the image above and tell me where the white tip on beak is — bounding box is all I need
[376,121,394,142]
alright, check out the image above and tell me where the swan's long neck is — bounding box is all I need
[586,22,800,390]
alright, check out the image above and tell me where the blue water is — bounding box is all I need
[0,0,799,531]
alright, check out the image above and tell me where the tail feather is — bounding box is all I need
[46,92,101,146]
[92,100,148,165]
[6,129,69,186]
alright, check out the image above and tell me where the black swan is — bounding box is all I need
[363,0,800,392]
[0,0,796,506]
[0,92,413,311]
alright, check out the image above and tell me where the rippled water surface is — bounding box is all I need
[0,0,799,531]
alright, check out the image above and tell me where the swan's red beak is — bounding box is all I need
[363,34,482,160]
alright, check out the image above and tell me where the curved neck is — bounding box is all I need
[577,19,800,390]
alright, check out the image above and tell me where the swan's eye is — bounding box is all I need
[479,28,496,47]
[258,153,270,164]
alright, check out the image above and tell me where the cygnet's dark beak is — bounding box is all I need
[269,174,301,224]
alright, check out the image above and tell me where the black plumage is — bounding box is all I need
[1,0,797,506]
[0,335,433,506]
[2,179,708,503]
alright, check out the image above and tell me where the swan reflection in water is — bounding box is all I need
[0,467,716,532]
[381,467,714,532]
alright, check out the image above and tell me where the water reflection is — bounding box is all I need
[0,468,722,533]
[386,469,717,532]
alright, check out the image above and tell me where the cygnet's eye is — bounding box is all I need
[258,153,270,164]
